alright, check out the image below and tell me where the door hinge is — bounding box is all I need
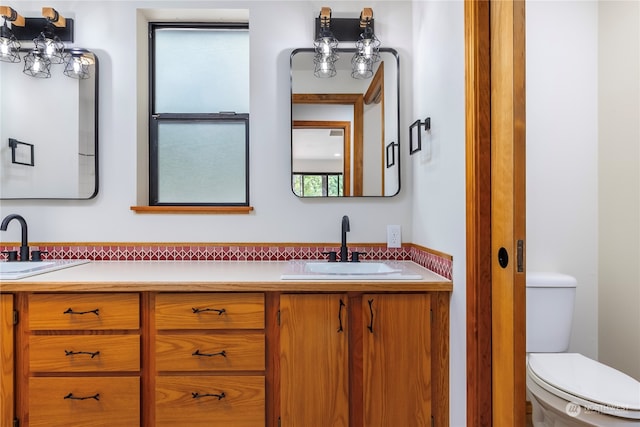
[13,418,19,427]
[278,416,281,427]
[430,308,433,322]
[13,310,18,325]
[517,239,525,272]
[431,415,435,427]
[277,310,280,326]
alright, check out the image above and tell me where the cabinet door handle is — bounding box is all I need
[65,350,100,359]
[191,307,226,315]
[337,299,345,332]
[367,299,374,333]
[64,392,100,401]
[192,349,227,358]
[63,308,100,316]
[192,391,226,400]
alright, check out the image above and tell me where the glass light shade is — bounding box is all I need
[0,23,20,63]
[314,54,337,78]
[34,31,65,64]
[23,49,52,78]
[355,28,381,63]
[63,51,93,79]
[314,28,338,62]
[351,53,373,79]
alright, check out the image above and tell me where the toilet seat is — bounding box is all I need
[528,353,640,420]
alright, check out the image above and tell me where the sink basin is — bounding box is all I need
[303,262,400,275]
[281,260,422,280]
[0,259,89,280]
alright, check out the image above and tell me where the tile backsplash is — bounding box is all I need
[0,243,452,280]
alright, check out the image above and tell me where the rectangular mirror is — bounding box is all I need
[291,48,400,197]
[0,49,98,200]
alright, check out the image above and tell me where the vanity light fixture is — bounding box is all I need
[2,7,81,79]
[351,8,380,79]
[313,7,338,78]
[0,6,23,63]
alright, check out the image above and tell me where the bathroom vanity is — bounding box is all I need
[0,261,451,427]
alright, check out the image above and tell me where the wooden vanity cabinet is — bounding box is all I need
[19,293,141,427]
[279,292,448,427]
[153,293,265,427]
[4,285,449,427]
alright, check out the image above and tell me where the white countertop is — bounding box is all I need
[0,260,452,293]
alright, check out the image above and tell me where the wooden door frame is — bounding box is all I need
[292,93,364,195]
[466,0,526,425]
[292,120,352,196]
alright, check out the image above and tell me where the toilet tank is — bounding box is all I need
[526,272,577,352]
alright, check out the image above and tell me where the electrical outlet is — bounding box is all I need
[387,225,402,248]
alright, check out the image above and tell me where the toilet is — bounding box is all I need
[526,272,640,426]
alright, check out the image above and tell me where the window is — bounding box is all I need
[292,173,344,197]
[149,23,249,206]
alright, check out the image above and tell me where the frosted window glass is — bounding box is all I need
[154,28,249,113]
[156,121,247,204]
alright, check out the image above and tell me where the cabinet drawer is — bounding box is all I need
[156,375,264,427]
[155,293,264,330]
[29,376,140,427]
[156,333,264,371]
[30,335,140,372]
[29,293,140,330]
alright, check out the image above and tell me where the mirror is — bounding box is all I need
[291,48,400,197]
[0,49,98,200]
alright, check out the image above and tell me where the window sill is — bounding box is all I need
[130,206,254,215]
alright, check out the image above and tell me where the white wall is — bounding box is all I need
[0,1,414,245]
[526,0,599,359]
[598,0,640,380]
[0,1,471,421]
[411,2,466,425]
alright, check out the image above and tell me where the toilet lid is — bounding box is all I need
[528,353,640,411]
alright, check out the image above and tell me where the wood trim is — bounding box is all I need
[292,93,365,195]
[0,294,14,427]
[432,291,451,426]
[490,0,527,425]
[293,120,352,197]
[465,0,493,425]
[130,206,254,214]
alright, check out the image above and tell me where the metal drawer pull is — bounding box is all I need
[192,392,226,400]
[191,307,226,315]
[192,349,227,358]
[367,299,375,333]
[337,299,345,333]
[64,393,100,401]
[63,308,100,316]
[65,350,100,359]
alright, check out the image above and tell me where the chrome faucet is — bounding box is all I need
[1,214,30,261]
[340,215,350,262]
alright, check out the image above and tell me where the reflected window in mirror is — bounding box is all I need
[290,48,400,198]
[149,23,249,206]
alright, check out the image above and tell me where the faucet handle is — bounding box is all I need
[31,250,48,262]
[2,250,18,262]
[351,251,366,262]
[322,251,338,262]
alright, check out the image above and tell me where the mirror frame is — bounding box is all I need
[290,47,400,198]
[0,49,99,200]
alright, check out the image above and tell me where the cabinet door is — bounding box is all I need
[1,294,13,427]
[362,294,432,427]
[280,294,349,427]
